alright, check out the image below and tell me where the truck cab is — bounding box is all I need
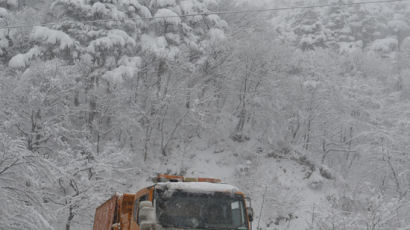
[93,174,254,230]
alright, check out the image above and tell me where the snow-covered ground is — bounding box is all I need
[80,138,336,230]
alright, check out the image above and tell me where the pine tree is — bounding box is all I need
[323,0,356,51]
[291,7,328,50]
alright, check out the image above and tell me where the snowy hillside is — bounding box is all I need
[78,138,338,230]
[1,0,410,229]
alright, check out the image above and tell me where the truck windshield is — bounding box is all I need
[156,189,248,230]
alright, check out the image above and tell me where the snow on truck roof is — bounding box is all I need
[155,182,240,194]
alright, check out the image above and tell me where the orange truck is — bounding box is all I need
[93,174,254,230]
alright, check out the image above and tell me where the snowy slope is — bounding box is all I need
[77,138,336,230]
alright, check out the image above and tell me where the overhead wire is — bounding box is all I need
[0,0,406,97]
[0,0,409,30]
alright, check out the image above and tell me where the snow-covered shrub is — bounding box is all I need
[369,37,398,58]
[8,46,41,68]
[314,190,403,230]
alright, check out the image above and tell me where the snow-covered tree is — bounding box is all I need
[323,0,357,52]
[2,1,410,229]
[0,132,57,229]
[348,4,390,49]
[0,0,48,63]
[293,8,328,50]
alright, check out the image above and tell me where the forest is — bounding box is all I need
[0,0,410,229]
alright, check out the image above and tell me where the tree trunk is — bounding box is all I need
[304,119,311,150]
[144,125,153,161]
[234,76,248,140]
[66,205,74,230]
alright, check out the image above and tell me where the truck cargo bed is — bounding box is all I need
[93,195,118,230]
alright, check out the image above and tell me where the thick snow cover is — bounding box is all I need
[9,46,41,68]
[3,0,410,229]
[88,29,136,53]
[121,0,152,17]
[0,7,8,18]
[103,56,141,83]
[156,182,240,194]
[154,8,181,25]
[370,37,398,54]
[120,140,338,230]
[31,26,76,50]
[156,0,176,8]
[141,34,179,59]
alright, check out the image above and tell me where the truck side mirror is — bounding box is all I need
[139,201,156,230]
[247,207,254,222]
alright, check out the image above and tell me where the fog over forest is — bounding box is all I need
[1,0,410,229]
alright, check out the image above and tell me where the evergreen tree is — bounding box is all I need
[323,0,356,51]
[292,8,328,50]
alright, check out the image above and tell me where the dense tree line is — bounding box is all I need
[1,0,410,229]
